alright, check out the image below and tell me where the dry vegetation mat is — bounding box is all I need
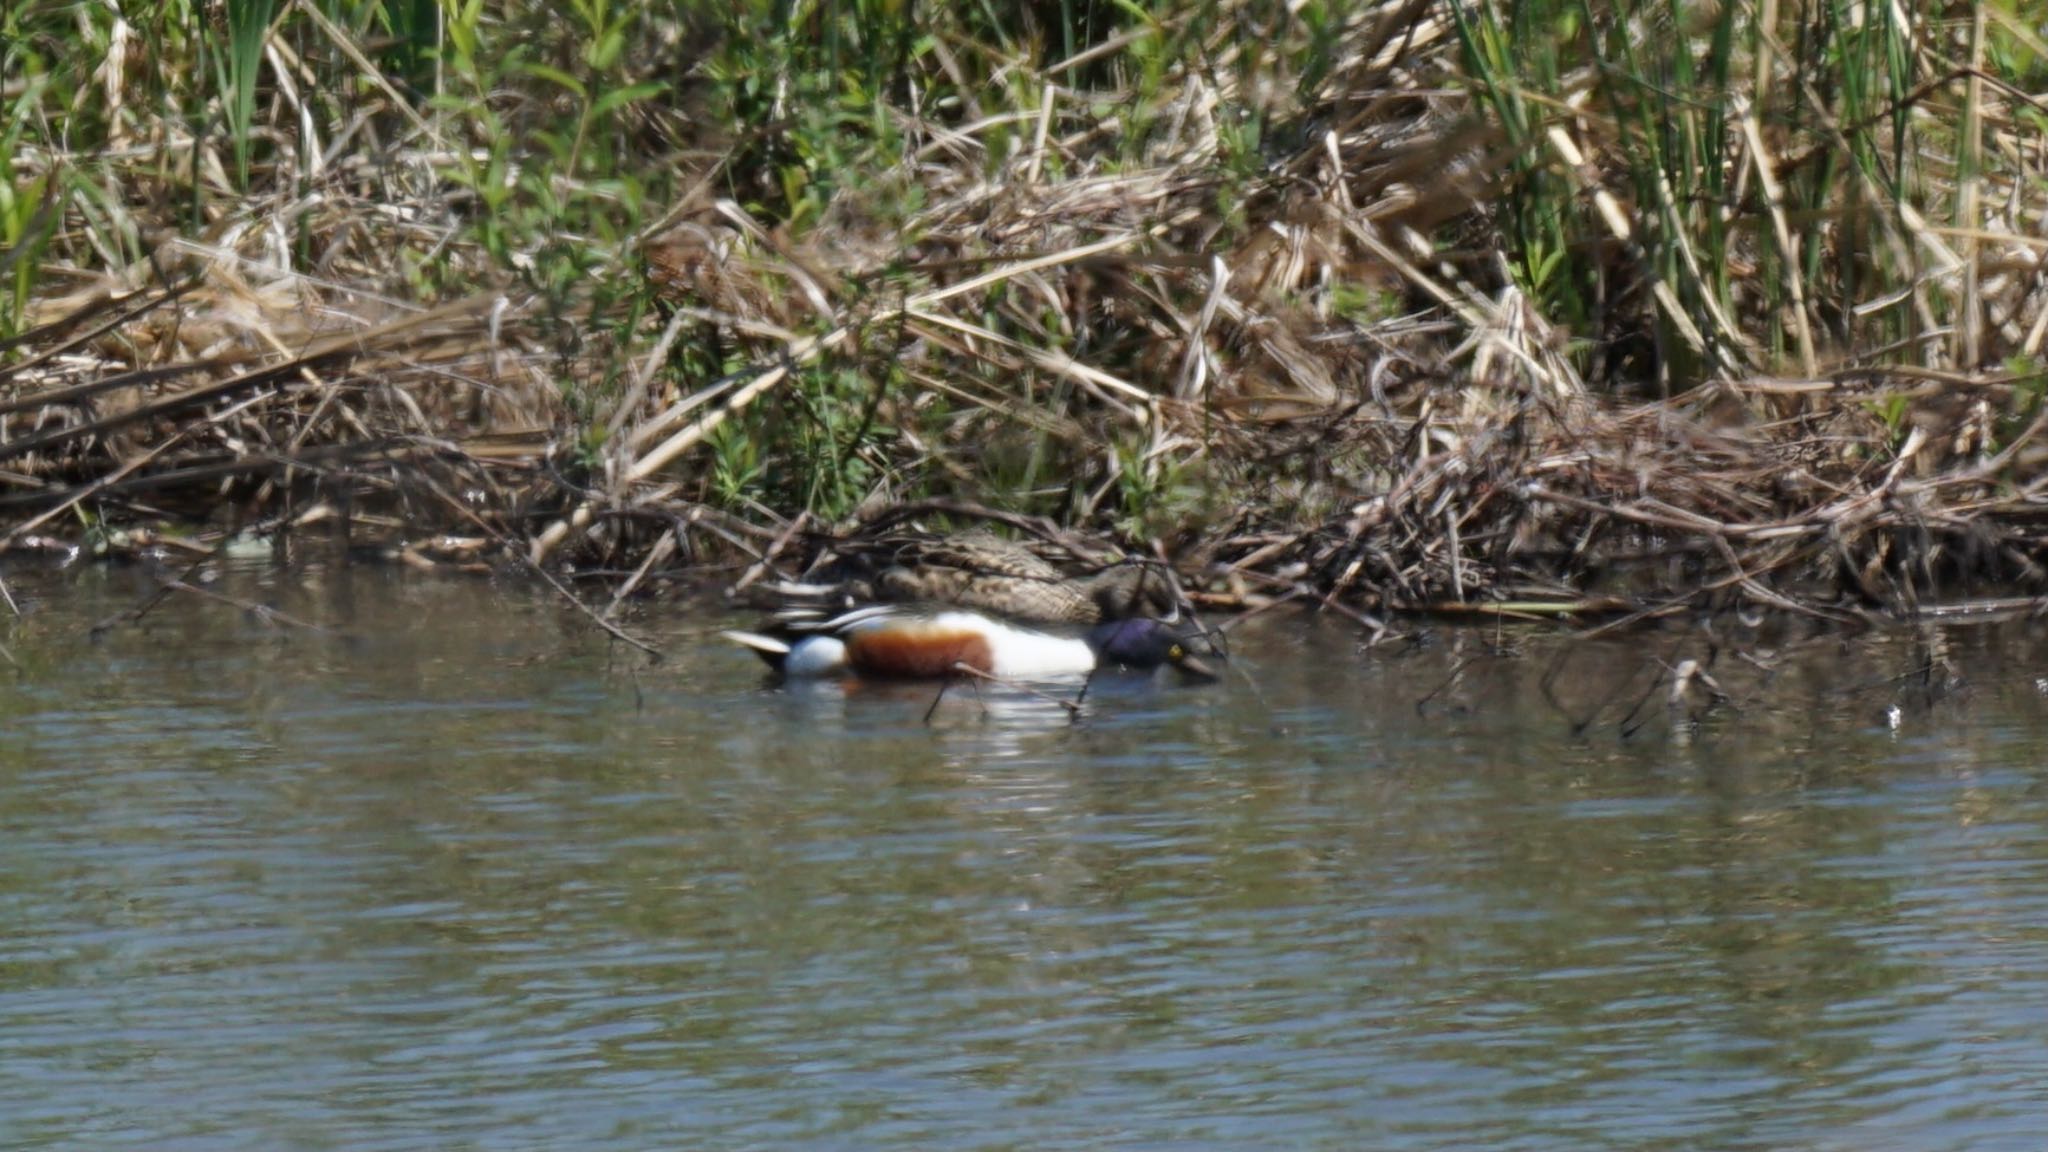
[4,0,2047,630]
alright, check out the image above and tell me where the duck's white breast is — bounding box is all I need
[951,614,1094,679]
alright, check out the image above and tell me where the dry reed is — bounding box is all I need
[5,0,2046,629]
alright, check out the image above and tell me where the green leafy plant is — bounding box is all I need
[216,0,278,189]
[0,77,54,337]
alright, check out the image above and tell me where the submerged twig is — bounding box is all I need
[161,578,330,633]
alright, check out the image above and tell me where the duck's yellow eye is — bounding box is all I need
[1169,643,1185,660]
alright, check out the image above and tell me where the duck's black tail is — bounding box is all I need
[718,630,791,673]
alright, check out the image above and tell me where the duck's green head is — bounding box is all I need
[1085,617,1220,679]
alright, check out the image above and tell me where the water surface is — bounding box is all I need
[3,564,2047,1149]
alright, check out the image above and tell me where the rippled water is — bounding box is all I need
[4,563,2048,1149]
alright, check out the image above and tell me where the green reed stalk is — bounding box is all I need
[219,0,278,190]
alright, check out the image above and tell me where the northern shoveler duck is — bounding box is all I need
[721,606,1218,681]
[764,530,1183,624]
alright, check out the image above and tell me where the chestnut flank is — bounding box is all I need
[847,627,995,678]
